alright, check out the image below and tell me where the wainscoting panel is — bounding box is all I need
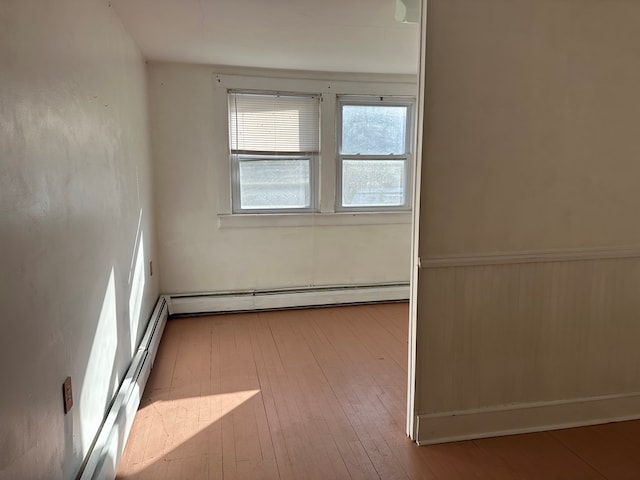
[416,254,640,444]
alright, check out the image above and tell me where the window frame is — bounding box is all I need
[228,90,321,214]
[215,72,417,225]
[336,95,415,212]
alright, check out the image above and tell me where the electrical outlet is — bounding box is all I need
[62,377,73,414]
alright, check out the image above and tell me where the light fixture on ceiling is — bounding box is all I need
[394,0,420,23]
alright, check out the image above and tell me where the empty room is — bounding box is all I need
[3,0,640,479]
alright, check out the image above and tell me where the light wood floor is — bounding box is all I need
[117,303,640,479]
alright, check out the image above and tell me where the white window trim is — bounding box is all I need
[336,95,416,212]
[212,70,417,227]
[218,211,412,229]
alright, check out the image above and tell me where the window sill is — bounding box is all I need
[217,211,412,229]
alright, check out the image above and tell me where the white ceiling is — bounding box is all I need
[110,0,420,74]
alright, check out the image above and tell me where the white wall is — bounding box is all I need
[0,1,158,478]
[415,0,640,444]
[149,62,414,294]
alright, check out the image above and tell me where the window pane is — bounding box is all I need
[239,158,311,209]
[341,105,407,155]
[342,159,406,207]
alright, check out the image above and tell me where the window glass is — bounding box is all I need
[238,158,311,209]
[342,159,406,207]
[341,105,408,155]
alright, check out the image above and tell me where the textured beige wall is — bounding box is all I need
[420,0,640,257]
[0,1,158,477]
[416,0,640,441]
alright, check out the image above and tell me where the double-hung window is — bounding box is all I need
[228,91,320,213]
[337,96,414,211]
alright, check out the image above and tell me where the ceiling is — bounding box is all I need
[110,0,420,74]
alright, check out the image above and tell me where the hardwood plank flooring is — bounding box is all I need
[117,303,640,479]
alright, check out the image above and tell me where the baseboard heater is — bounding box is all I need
[168,283,410,316]
[77,295,169,480]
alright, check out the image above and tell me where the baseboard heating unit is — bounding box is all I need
[167,283,410,316]
[78,295,169,480]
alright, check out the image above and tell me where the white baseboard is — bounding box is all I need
[167,283,410,316]
[78,296,169,480]
[416,391,640,445]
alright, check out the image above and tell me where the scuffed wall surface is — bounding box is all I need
[0,1,158,478]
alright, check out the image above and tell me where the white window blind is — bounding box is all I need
[229,92,320,154]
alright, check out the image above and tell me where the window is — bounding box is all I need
[223,81,415,221]
[337,96,414,211]
[228,92,320,213]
